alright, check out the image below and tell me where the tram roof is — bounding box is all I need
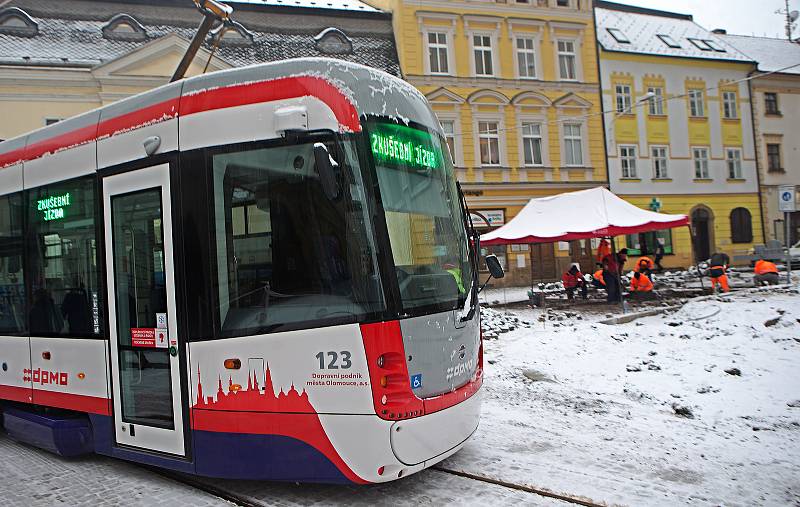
[0,58,441,169]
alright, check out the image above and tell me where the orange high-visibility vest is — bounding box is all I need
[636,257,654,272]
[754,260,778,275]
[596,239,611,262]
[630,274,654,292]
[593,269,606,286]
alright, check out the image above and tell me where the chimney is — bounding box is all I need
[711,29,727,34]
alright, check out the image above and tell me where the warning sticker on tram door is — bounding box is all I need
[155,328,168,349]
[131,328,156,347]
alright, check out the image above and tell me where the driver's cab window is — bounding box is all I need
[210,137,384,337]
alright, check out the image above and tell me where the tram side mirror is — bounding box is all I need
[313,143,340,201]
[485,254,505,280]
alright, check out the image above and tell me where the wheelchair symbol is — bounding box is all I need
[410,374,422,389]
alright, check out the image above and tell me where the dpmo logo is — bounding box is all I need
[23,368,68,386]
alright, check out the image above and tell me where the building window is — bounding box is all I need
[607,28,630,43]
[722,91,738,119]
[704,39,726,52]
[730,207,753,243]
[557,40,577,81]
[625,230,673,256]
[521,122,543,166]
[693,147,709,178]
[657,34,681,48]
[516,37,537,78]
[556,0,570,6]
[767,143,783,172]
[647,87,664,115]
[26,176,103,336]
[563,123,583,166]
[473,35,494,76]
[440,120,456,163]
[620,145,637,178]
[651,146,668,179]
[45,118,62,126]
[427,32,449,74]
[688,38,713,51]
[726,148,742,179]
[478,121,500,166]
[688,89,705,117]
[764,92,780,115]
[615,84,632,113]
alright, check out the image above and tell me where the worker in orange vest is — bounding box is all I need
[635,257,654,281]
[592,269,606,289]
[754,258,779,286]
[596,239,611,264]
[630,271,654,293]
[708,252,731,293]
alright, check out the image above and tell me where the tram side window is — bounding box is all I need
[26,176,102,336]
[210,138,385,336]
[0,193,25,334]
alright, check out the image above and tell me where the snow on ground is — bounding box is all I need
[442,288,800,506]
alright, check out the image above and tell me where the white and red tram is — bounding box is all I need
[0,59,493,483]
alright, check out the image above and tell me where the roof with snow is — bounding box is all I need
[717,34,800,76]
[595,2,753,64]
[227,0,379,13]
[0,1,399,74]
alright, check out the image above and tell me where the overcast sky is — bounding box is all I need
[611,0,799,39]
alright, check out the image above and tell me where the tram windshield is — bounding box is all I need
[368,120,474,313]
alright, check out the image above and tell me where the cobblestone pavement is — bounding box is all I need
[0,432,229,507]
[0,430,565,506]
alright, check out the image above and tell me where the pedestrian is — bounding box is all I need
[561,264,587,300]
[753,258,779,286]
[592,268,606,290]
[596,238,611,266]
[654,238,665,271]
[708,251,731,293]
[602,247,628,303]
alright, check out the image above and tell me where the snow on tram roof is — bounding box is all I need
[226,0,380,13]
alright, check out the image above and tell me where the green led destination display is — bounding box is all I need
[369,122,443,171]
[37,192,71,221]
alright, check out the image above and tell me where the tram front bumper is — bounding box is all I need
[388,389,481,466]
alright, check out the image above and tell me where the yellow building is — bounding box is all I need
[596,2,763,268]
[363,0,608,284]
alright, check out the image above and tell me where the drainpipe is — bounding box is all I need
[747,68,768,244]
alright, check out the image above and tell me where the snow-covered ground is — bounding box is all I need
[442,288,800,505]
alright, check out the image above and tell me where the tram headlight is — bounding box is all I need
[380,394,388,405]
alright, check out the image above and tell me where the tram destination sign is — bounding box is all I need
[370,122,442,171]
[37,192,71,221]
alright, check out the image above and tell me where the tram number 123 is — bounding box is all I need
[316,351,353,370]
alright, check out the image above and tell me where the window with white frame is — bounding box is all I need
[473,35,494,76]
[557,39,577,80]
[693,147,709,178]
[478,121,500,166]
[651,146,668,179]
[726,148,742,179]
[563,123,583,166]
[516,37,536,78]
[722,91,738,119]
[521,122,543,166]
[688,89,705,117]
[427,32,449,74]
[615,84,632,113]
[440,120,456,163]
[647,86,664,115]
[620,145,637,178]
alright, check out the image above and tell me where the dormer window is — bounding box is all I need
[656,34,681,48]
[687,38,712,51]
[607,28,630,43]
[102,14,147,42]
[314,28,353,55]
[0,7,38,38]
[210,21,254,47]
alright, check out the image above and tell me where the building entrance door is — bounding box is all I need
[530,243,557,281]
[692,208,712,262]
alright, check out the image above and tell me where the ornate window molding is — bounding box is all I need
[0,7,38,38]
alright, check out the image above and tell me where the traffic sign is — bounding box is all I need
[778,185,796,212]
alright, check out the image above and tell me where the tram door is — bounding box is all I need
[103,163,186,456]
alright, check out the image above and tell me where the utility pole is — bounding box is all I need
[170,0,233,83]
[777,0,798,41]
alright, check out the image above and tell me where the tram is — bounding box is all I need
[0,59,500,483]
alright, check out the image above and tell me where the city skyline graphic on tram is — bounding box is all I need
[193,363,314,413]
